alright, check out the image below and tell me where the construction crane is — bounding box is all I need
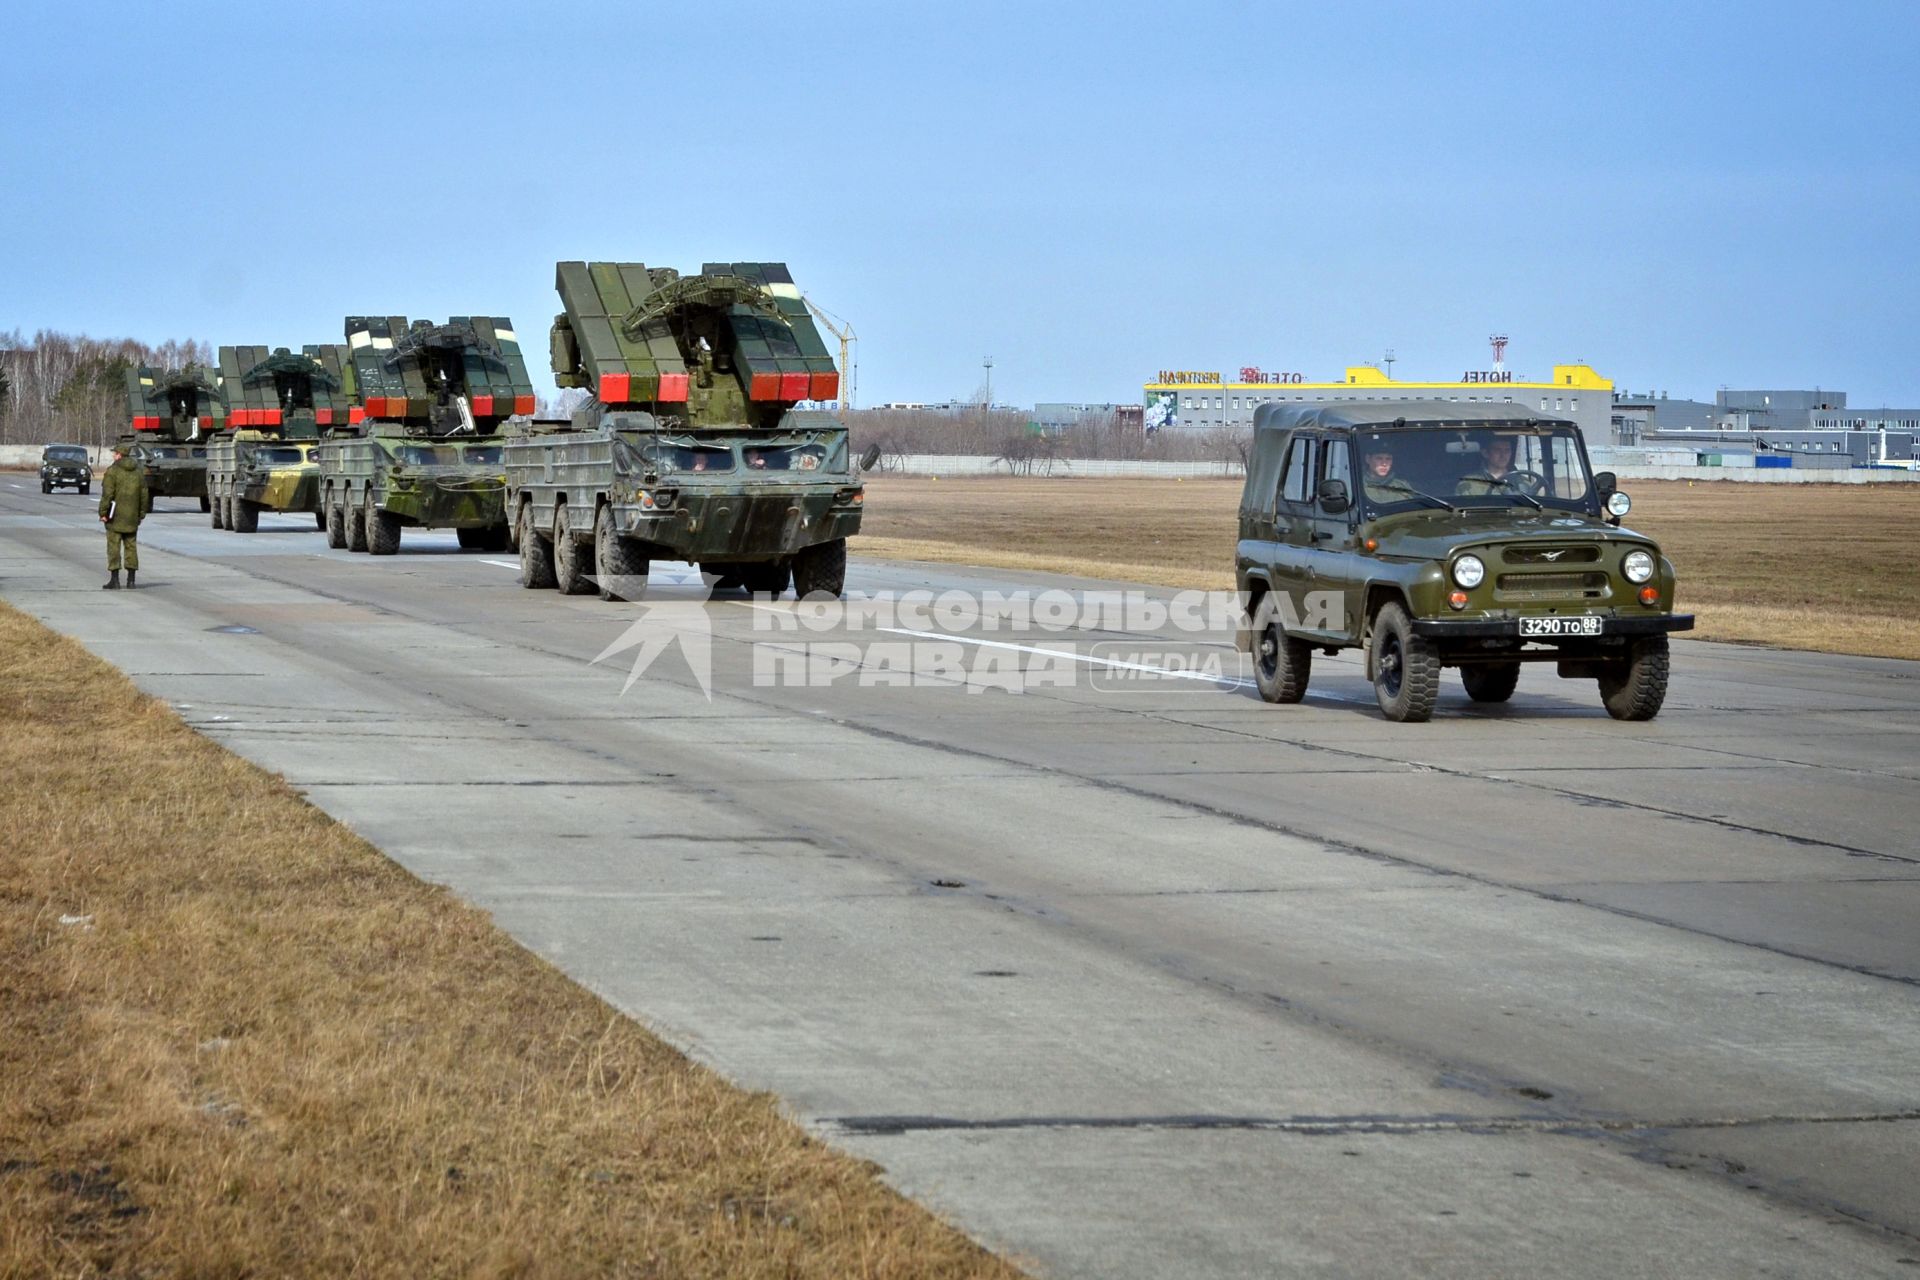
[803,295,857,411]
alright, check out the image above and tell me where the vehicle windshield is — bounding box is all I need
[463,444,503,466]
[391,444,460,465]
[45,447,86,462]
[253,446,310,465]
[145,447,189,459]
[626,434,849,476]
[741,442,840,473]
[1354,425,1593,514]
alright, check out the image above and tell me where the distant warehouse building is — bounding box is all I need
[1144,363,1615,446]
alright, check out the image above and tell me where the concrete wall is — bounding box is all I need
[0,444,109,467]
[876,452,1919,484]
[880,454,1245,478]
[1606,465,1920,484]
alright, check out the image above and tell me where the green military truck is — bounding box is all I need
[1236,402,1693,722]
[504,261,867,600]
[206,346,350,532]
[121,364,223,511]
[316,316,529,555]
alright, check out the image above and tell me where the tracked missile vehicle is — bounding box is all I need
[316,317,531,555]
[206,346,352,532]
[121,364,223,511]
[504,261,867,600]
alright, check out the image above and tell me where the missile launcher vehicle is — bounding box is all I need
[121,364,223,511]
[316,317,531,555]
[206,346,351,532]
[504,261,870,600]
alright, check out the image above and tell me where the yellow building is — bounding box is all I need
[1144,364,1615,444]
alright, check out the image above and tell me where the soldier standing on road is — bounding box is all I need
[98,443,151,590]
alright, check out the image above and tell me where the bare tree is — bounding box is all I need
[0,330,206,447]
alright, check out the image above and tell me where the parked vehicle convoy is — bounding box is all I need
[1235,402,1693,722]
[505,261,868,599]
[39,444,92,494]
[206,346,352,532]
[317,316,530,555]
[121,364,222,510]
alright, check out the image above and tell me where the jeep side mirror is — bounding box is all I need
[859,443,883,472]
[1593,470,1617,495]
[1317,478,1350,514]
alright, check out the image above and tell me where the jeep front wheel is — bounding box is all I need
[1253,598,1310,704]
[1598,635,1670,721]
[1371,601,1440,723]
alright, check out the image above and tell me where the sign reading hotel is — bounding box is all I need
[1460,370,1514,383]
[1239,367,1305,385]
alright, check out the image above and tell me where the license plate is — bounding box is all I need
[1520,616,1602,638]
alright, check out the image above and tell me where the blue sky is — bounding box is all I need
[3,0,1916,407]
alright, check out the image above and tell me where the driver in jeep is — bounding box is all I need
[1456,434,1543,497]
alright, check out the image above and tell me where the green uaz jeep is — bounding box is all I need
[1235,402,1693,723]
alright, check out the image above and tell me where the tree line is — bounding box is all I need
[0,330,215,448]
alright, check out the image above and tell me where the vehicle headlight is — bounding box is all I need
[1606,491,1632,518]
[1451,554,1486,589]
[1622,550,1655,583]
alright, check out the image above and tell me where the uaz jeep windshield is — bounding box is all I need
[1354,424,1594,515]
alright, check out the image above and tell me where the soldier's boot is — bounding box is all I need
[102,570,121,590]
[125,570,137,589]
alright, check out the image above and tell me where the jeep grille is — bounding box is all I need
[1496,571,1609,600]
[1502,545,1601,565]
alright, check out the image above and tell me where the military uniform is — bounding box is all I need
[1365,474,1415,504]
[98,453,151,589]
[1456,470,1540,497]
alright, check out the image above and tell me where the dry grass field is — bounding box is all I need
[0,603,1021,1279]
[859,475,1920,661]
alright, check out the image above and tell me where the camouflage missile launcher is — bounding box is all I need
[505,261,865,601]
[122,365,224,511]
[316,316,530,555]
[206,346,351,533]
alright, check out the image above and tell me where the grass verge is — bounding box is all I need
[859,475,1920,660]
[0,601,1020,1279]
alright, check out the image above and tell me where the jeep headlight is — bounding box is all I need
[1607,491,1632,518]
[1451,554,1486,589]
[1622,550,1655,584]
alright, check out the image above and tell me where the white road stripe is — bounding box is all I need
[481,559,519,569]
[877,625,1254,689]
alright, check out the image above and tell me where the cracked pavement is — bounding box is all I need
[3,486,1919,1277]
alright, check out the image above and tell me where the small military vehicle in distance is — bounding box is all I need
[122,364,222,510]
[206,346,353,533]
[39,444,92,494]
[505,261,866,600]
[316,316,531,555]
[1236,402,1693,723]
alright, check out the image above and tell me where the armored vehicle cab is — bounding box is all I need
[317,316,529,555]
[505,261,866,600]
[122,364,223,510]
[206,346,351,532]
[1235,402,1693,722]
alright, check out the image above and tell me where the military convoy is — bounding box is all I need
[504,262,867,599]
[1236,402,1692,722]
[315,317,529,555]
[122,364,222,510]
[66,260,1703,719]
[206,346,352,532]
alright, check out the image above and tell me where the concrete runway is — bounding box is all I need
[4,482,1918,1278]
